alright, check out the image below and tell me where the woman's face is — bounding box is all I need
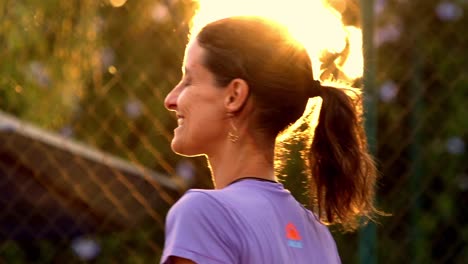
[164,40,228,156]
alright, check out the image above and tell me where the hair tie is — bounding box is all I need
[308,79,322,98]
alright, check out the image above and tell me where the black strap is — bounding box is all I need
[228,177,278,186]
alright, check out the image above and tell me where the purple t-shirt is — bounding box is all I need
[160,179,341,264]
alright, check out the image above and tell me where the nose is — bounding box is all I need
[164,82,182,111]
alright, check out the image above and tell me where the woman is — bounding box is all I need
[161,16,377,264]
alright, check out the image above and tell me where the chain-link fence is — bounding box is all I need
[1,0,467,263]
[371,0,467,263]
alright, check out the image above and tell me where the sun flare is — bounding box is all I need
[190,0,363,82]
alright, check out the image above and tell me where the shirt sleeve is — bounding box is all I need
[160,191,240,264]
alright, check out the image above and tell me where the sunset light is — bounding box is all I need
[191,0,364,81]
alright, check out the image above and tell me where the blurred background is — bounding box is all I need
[0,0,466,263]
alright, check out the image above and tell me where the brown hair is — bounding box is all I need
[196,16,377,231]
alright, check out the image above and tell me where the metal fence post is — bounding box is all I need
[359,0,377,263]
[409,18,424,264]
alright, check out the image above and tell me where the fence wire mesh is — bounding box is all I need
[0,0,467,263]
[371,0,467,263]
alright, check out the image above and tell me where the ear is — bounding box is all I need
[224,78,250,114]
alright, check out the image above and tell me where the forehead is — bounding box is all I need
[183,40,205,74]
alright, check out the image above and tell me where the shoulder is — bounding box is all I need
[166,189,234,223]
[170,189,225,212]
[162,190,242,263]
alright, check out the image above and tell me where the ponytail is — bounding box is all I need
[309,84,377,231]
[195,16,377,230]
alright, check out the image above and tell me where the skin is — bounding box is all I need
[164,39,276,189]
[164,39,276,264]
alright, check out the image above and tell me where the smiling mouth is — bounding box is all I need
[176,115,184,126]
[177,118,184,126]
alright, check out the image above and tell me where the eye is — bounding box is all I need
[182,77,192,87]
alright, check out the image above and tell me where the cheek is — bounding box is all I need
[184,112,226,149]
[176,89,189,108]
[173,88,227,151]
[187,112,218,138]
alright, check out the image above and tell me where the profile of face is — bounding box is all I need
[164,40,229,156]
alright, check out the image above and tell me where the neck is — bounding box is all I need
[207,136,276,189]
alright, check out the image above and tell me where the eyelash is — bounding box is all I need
[182,79,192,87]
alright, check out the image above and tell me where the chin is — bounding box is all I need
[171,139,203,157]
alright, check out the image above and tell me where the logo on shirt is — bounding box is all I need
[286,222,303,248]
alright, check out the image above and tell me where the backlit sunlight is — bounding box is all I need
[190,0,364,81]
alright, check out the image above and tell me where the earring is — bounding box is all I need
[228,119,239,143]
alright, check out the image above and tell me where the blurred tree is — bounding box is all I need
[1,0,195,262]
[1,0,467,263]
[72,0,196,174]
[375,0,467,263]
[0,0,99,129]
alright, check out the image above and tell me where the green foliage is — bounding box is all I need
[1,0,466,263]
[0,0,99,129]
[374,0,467,263]
[0,241,26,264]
[1,0,191,262]
[277,140,310,207]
